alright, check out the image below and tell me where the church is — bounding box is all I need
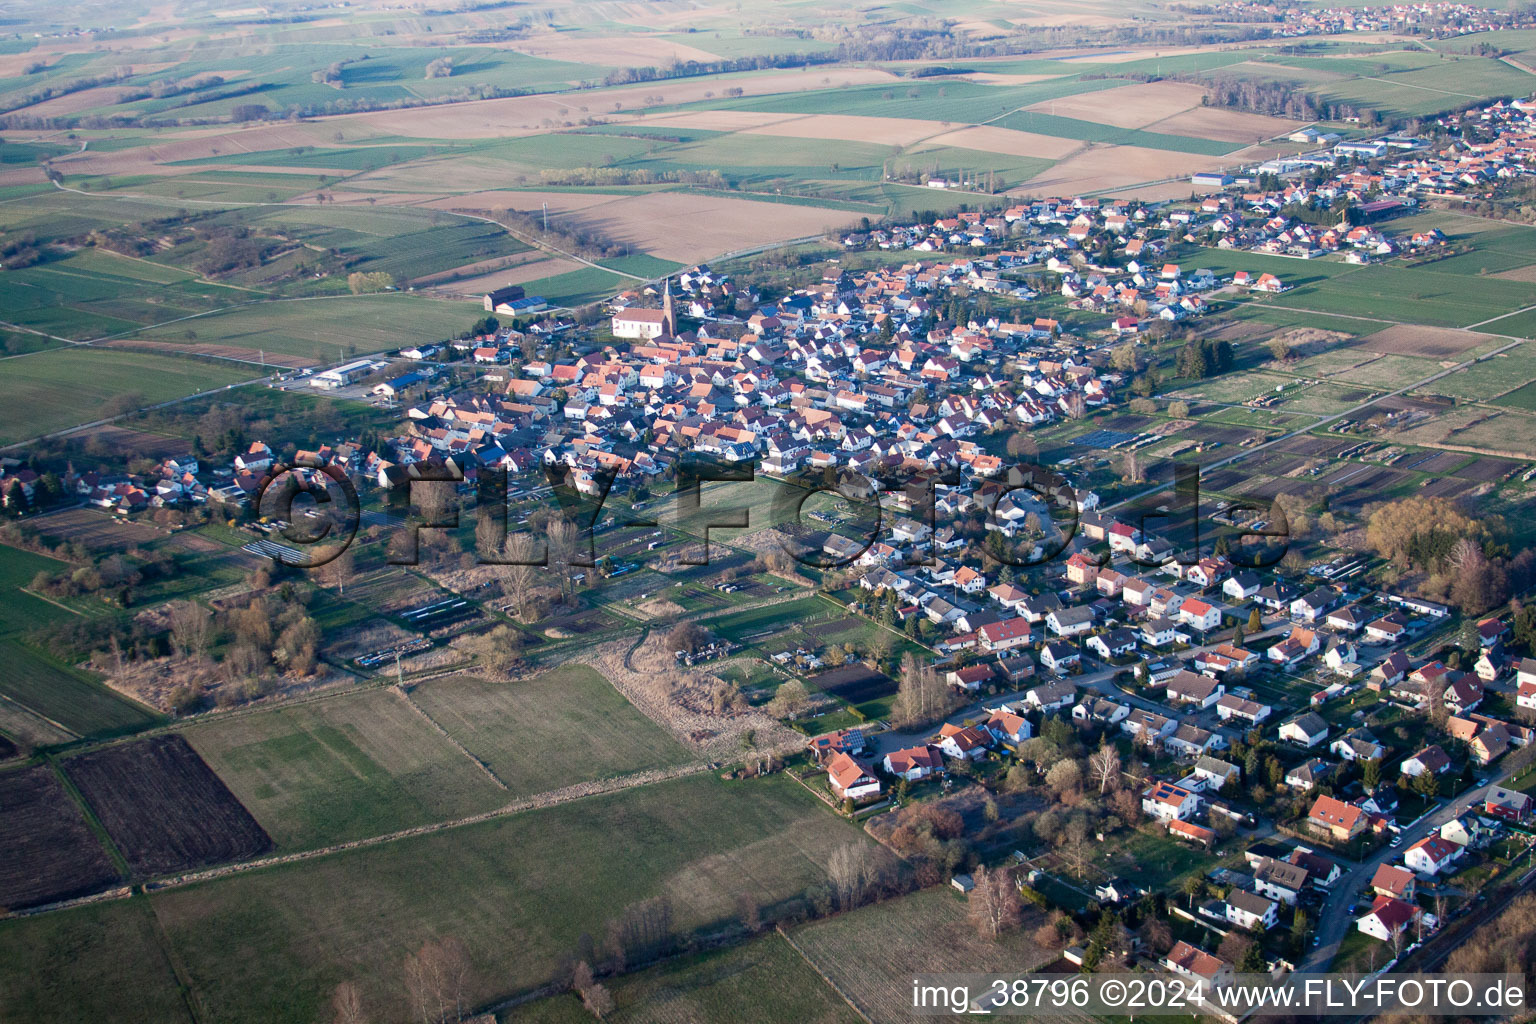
[610,282,675,340]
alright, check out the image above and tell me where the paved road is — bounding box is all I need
[1300,774,1507,972]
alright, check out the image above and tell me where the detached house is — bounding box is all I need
[1143,781,1203,822]
[1404,835,1463,876]
[1279,712,1329,748]
[1358,896,1420,943]
[1308,794,1365,842]
[827,753,881,802]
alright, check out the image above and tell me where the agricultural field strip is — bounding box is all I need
[6,757,715,909]
[46,179,649,292]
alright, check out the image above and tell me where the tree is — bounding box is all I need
[892,653,949,729]
[1088,742,1121,794]
[1238,938,1268,972]
[465,625,525,677]
[1414,766,1441,799]
[828,842,881,910]
[605,895,673,970]
[1057,818,1091,879]
[1182,875,1205,908]
[317,544,355,595]
[331,981,367,1024]
[667,621,710,656]
[498,532,543,622]
[168,600,212,661]
[1291,907,1309,951]
[767,679,811,719]
[403,936,472,1024]
[1046,758,1083,798]
[1167,400,1190,419]
[548,516,580,602]
[1248,607,1262,632]
[968,865,1022,940]
[1362,757,1382,792]
[571,961,613,1019]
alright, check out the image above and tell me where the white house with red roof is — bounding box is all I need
[1143,781,1203,822]
[827,753,881,802]
[1404,834,1463,876]
[883,745,942,781]
[1357,895,1421,942]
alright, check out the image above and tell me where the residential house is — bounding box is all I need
[1279,712,1329,748]
[1285,758,1331,791]
[1308,794,1366,842]
[827,753,882,802]
[1371,863,1417,900]
[1404,835,1463,876]
[1225,889,1278,932]
[1142,781,1203,822]
[883,744,943,781]
[1400,744,1452,778]
[1357,895,1421,943]
[938,723,991,761]
[1166,670,1224,709]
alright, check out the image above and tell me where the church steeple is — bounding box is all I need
[661,278,675,337]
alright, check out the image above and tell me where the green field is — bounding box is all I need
[125,294,477,361]
[181,686,509,850]
[0,248,253,340]
[0,640,158,739]
[0,896,194,1024]
[502,933,862,1024]
[406,668,690,781]
[132,773,869,1024]
[184,666,693,849]
[0,544,77,639]
[0,348,253,445]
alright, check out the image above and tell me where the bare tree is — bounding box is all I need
[169,600,213,662]
[403,936,472,1024]
[828,842,881,910]
[968,865,1022,940]
[548,517,579,602]
[893,653,949,729]
[605,895,673,971]
[317,544,355,595]
[1056,818,1091,879]
[571,961,614,1019]
[497,532,542,622]
[1088,742,1122,795]
[330,981,367,1024]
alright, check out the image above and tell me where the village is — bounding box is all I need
[5,89,1536,1013]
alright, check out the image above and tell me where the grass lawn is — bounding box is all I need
[180,685,510,850]
[404,667,694,791]
[0,896,193,1024]
[139,773,871,1024]
[0,349,253,445]
[501,933,861,1024]
[1102,827,1223,890]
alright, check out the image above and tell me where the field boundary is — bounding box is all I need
[390,683,509,791]
[777,924,876,1024]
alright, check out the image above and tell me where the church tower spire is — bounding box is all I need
[662,278,675,337]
